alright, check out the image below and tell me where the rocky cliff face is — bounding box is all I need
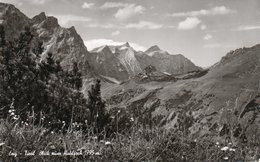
[0,3,92,76]
[0,3,30,40]
[89,45,129,81]
[32,12,92,75]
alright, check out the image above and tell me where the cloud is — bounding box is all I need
[100,2,146,21]
[114,4,145,20]
[168,6,235,17]
[178,17,201,30]
[82,2,94,9]
[100,2,128,9]
[0,0,23,5]
[125,21,163,29]
[203,43,237,48]
[85,21,168,30]
[50,14,91,27]
[201,25,207,30]
[85,23,118,29]
[29,0,51,5]
[235,25,260,31]
[84,39,146,51]
[111,30,120,36]
[203,34,213,40]
[0,0,50,5]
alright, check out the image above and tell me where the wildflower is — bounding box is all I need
[95,152,101,156]
[12,115,18,120]
[130,117,134,122]
[105,141,111,145]
[92,136,98,140]
[221,146,229,151]
[0,142,5,146]
[229,148,236,151]
[216,142,219,145]
[223,156,229,160]
[10,112,15,116]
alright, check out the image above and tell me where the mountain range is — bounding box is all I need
[0,2,259,143]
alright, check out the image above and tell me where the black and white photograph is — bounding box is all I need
[0,0,259,161]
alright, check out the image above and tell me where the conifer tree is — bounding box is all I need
[87,79,110,133]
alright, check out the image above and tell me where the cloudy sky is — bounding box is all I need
[1,0,260,67]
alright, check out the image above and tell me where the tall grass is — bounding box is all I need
[0,116,259,161]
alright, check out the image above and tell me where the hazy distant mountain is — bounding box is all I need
[90,43,201,81]
[137,45,201,75]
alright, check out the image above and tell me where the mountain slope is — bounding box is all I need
[99,44,260,143]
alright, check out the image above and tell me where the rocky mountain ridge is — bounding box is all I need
[90,43,201,82]
[0,2,200,82]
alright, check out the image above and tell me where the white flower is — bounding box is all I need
[229,148,236,151]
[216,142,219,145]
[130,117,134,122]
[221,146,229,151]
[223,156,229,160]
[10,112,15,116]
[105,141,111,145]
[95,152,101,156]
[0,142,5,146]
